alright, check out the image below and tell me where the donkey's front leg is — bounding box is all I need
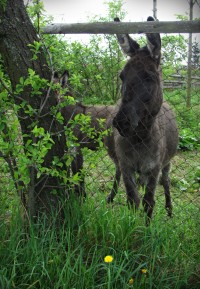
[142,169,160,219]
[122,171,140,209]
[160,163,172,217]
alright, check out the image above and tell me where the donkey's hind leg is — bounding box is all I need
[107,165,121,203]
[160,163,172,217]
[71,150,86,198]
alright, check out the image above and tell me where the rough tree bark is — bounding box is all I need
[0,0,68,218]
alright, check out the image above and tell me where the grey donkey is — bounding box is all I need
[53,71,115,197]
[105,16,179,220]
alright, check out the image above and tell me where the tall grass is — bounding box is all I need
[0,193,199,289]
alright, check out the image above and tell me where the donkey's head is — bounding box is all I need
[113,16,163,137]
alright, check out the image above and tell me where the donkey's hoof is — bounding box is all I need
[106,195,114,204]
[166,206,173,218]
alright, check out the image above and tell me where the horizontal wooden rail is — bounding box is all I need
[42,20,200,35]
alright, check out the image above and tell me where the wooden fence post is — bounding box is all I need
[153,0,158,20]
[186,0,195,108]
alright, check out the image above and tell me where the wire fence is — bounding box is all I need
[57,32,200,230]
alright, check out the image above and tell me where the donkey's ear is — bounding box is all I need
[60,70,69,88]
[146,16,161,62]
[53,71,59,83]
[114,17,140,57]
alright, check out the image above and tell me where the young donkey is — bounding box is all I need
[54,71,114,197]
[106,17,179,219]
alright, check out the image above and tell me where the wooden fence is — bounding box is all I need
[164,75,200,89]
[43,20,200,35]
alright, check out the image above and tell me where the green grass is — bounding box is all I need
[0,194,199,289]
[0,148,200,289]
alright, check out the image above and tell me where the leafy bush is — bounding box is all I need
[179,128,200,151]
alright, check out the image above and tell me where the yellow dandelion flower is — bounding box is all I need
[141,268,147,274]
[104,255,113,263]
[129,278,134,285]
[48,259,54,264]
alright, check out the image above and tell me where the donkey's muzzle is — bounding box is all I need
[113,115,131,137]
[113,109,139,137]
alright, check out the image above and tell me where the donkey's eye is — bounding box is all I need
[142,93,152,103]
[144,72,157,82]
[143,97,151,103]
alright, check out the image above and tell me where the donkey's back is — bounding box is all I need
[157,101,178,165]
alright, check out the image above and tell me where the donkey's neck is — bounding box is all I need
[129,117,156,144]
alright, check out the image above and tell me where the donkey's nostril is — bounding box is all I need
[113,117,118,128]
[124,118,130,125]
[113,115,130,128]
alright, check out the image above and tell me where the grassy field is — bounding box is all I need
[0,148,199,289]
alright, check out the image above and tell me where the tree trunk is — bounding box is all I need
[0,0,68,218]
